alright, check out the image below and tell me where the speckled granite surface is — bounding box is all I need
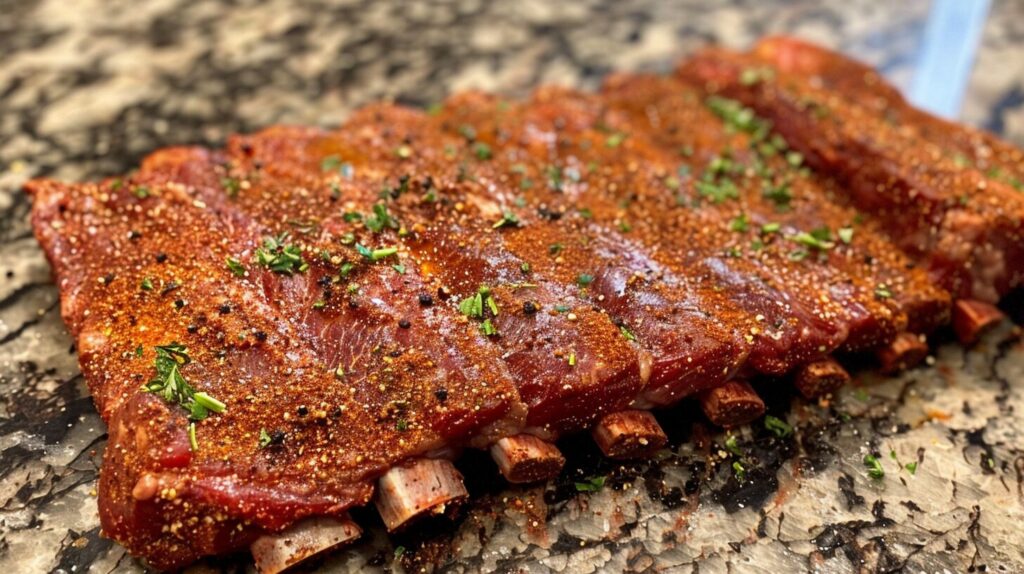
[2,1,1023,573]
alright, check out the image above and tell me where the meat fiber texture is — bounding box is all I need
[26,38,1021,569]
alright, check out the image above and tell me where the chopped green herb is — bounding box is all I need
[392,264,406,275]
[729,212,749,232]
[578,207,593,219]
[492,211,520,229]
[188,422,199,452]
[761,222,781,234]
[905,461,918,475]
[549,243,563,255]
[365,203,399,233]
[193,391,226,414]
[617,221,632,233]
[473,142,493,160]
[226,256,246,277]
[133,186,150,199]
[458,124,477,140]
[605,132,627,148]
[863,454,885,479]
[312,299,326,310]
[396,419,409,431]
[764,415,793,438]
[619,325,637,342]
[724,435,744,457]
[788,248,809,261]
[545,165,564,191]
[394,546,406,559]
[794,231,834,250]
[785,151,804,167]
[874,283,892,300]
[696,179,739,204]
[221,177,241,198]
[576,273,595,287]
[258,428,273,449]
[140,277,154,291]
[255,233,309,274]
[480,318,498,337]
[706,96,769,138]
[574,475,606,492]
[762,181,792,208]
[729,460,745,480]
[520,262,531,273]
[740,66,774,86]
[343,211,363,223]
[458,286,499,319]
[143,343,226,423]
[321,155,343,172]
[355,243,398,261]
[838,227,854,244]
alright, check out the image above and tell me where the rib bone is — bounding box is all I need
[793,358,850,399]
[250,516,361,574]
[699,381,766,428]
[953,299,1005,346]
[592,410,668,459]
[374,458,468,532]
[490,434,566,483]
[876,332,929,374]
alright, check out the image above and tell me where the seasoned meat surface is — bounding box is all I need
[27,38,1023,569]
[679,47,1024,302]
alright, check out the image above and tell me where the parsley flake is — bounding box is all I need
[574,475,605,492]
[142,343,226,425]
[764,415,793,438]
[863,454,885,479]
[225,257,246,277]
[492,211,520,229]
[255,233,309,274]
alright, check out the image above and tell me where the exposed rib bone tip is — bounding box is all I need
[251,516,361,574]
[700,380,766,428]
[592,410,668,459]
[490,434,565,483]
[375,458,468,532]
[793,358,850,399]
[876,332,929,374]
[953,299,1005,346]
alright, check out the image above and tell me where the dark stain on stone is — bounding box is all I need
[838,472,865,510]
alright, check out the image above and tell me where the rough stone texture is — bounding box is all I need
[1,1,1022,573]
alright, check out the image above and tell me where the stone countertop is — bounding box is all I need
[2,1,1023,572]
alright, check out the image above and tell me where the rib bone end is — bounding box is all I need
[793,358,850,399]
[251,516,361,574]
[374,458,468,532]
[592,410,668,459]
[490,434,565,483]
[876,332,929,374]
[700,381,766,428]
[953,299,1005,346]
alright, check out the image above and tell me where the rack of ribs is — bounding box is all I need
[24,37,1021,571]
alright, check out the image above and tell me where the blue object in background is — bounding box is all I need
[910,0,992,119]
